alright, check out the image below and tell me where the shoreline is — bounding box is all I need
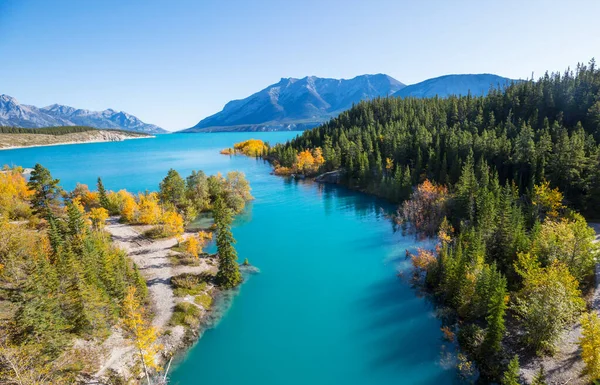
[0,134,155,151]
[88,218,218,384]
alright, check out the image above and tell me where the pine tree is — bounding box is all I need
[483,275,507,353]
[97,177,110,210]
[28,163,62,219]
[213,195,242,289]
[501,355,521,385]
[159,168,186,207]
[47,214,64,256]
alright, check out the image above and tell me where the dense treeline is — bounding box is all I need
[0,126,148,136]
[402,169,597,381]
[268,61,600,383]
[270,60,600,217]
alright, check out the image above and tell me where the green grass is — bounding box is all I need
[173,282,207,297]
[143,226,166,239]
[170,302,202,328]
[194,292,213,309]
[171,272,212,296]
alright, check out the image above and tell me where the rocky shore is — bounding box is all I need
[85,218,217,384]
[0,129,153,150]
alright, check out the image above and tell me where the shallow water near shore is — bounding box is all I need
[0,132,456,385]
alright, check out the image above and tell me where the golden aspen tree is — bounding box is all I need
[89,207,109,230]
[120,191,138,223]
[161,211,184,239]
[312,147,325,168]
[185,235,200,258]
[0,168,33,219]
[138,193,161,225]
[385,158,394,173]
[295,150,316,174]
[198,230,213,245]
[122,286,162,383]
[232,139,268,156]
[532,180,564,219]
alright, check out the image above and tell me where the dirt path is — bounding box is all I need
[90,218,213,382]
[107,218,180,328]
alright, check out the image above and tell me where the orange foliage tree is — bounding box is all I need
[399,180,449,237]
[0,168,33,219]
[410,248,437,274]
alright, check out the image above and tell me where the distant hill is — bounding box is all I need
[0,94,167,134]
[393,74,514,98]
[181,74,405,132]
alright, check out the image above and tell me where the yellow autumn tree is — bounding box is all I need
[119,190,138,223]
[385,158,394,173]
[312,147,325,168]
[90,207,109,230]
[580,312,600,381]
[532,180,564,219]
[138,193,161,225]
[70,183,100,209]
[198,230,212,244]
[161,210,184,239]
[296,150,316,174]
[232,139,268,157]
[0,168,33,219]
[185,235,200,258]
[122,286,162,382]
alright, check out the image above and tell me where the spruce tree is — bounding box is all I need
[47,214,64,256]
[159,168,186,207]
[483,275,507,353]
[28,163,62,219]
[501,355,521,385]
[97,177,110,210]
[213,195,242,289]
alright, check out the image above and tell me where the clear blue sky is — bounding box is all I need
[1,0,598,131]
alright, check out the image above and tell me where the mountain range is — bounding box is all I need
[182,73,514,133]
[2,73,515,134]
[0,94,167,134]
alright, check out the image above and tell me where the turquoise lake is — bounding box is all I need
[0,133,456,385]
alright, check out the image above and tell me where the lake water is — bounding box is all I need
[0,133,456,385]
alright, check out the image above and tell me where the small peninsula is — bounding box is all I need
[0,164,252,384]
[0,126,153,150]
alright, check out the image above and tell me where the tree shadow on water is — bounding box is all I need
[355,277,457,384]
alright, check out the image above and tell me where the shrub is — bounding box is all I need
[194,293,212,310]
[171,273,210,297]
[170,302,201,328]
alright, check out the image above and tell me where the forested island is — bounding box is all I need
[0,126,153,149]
[0,164,251,384]
[225,61,600,384]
